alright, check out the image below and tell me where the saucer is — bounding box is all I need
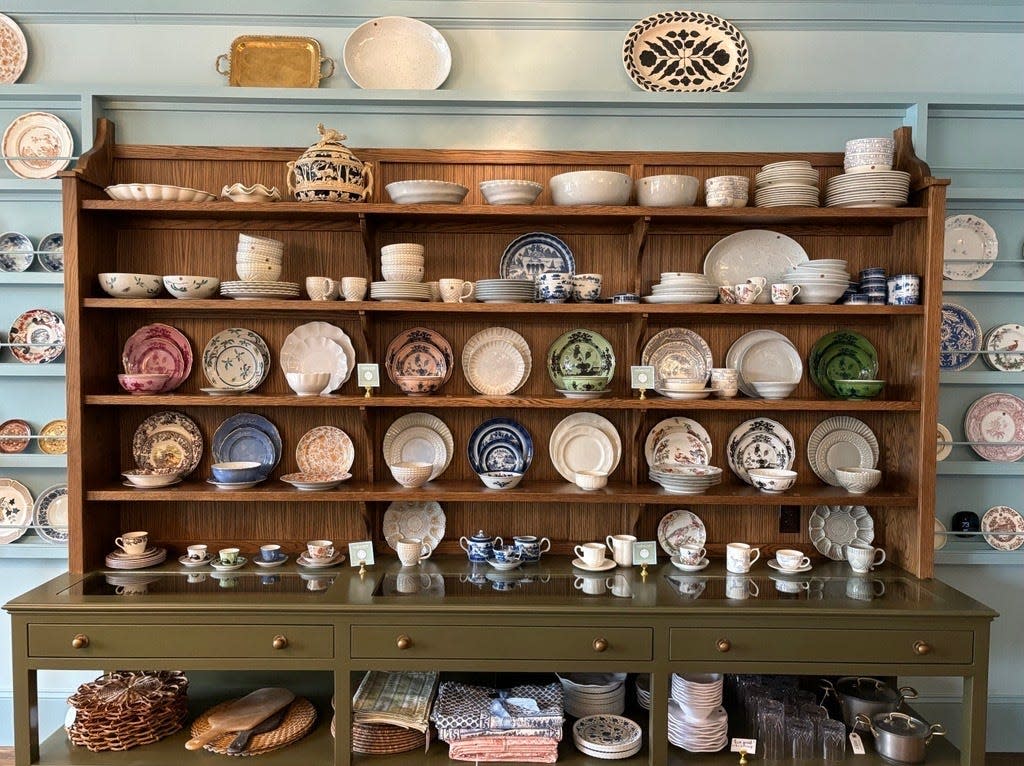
[670,558,709,572]
[487,558,522,571]
[556,389,611,400]
[297,552,345,569]
[122,478,183,489]
[178,554,212,568]
[572,558,616,572]
[207,478,265,489]
[767,559,812,574]
[253,555,289,568]
[210,557,247,571]
[201,387,245,396]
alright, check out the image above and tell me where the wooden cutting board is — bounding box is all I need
[184,687,295,751]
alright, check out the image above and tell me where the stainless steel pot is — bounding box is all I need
[855,711,946,763]
[822,676,918,728]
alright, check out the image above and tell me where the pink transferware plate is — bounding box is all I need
[0,14,27,84]
[981,505,1024,552]
[8,308,65,364]
[0,418,31,453]
[657,509,706,555]
[122,323,193,392]
[295,426,355,476]
[2,111,73,179]
[964,392,1024,462]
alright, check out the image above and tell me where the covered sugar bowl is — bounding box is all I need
[287,123,373,202]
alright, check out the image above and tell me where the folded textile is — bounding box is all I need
[449,735,560,763]
[432,682,563,738]
[353,670,439,733]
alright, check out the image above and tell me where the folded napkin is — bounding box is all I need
[432,682,563,739]
[449,735,560,763]
[353,670,439,733]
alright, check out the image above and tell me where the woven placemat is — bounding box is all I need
[189,697,316,756]
[352,721,425,755]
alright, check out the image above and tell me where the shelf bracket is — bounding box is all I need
[358,405,374,484]
[630,216,651,296]
[358,212,377,281]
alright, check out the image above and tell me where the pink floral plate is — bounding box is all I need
[981,505,1024,552]
[0,418,31,453]
[295,426,355,476]
[964,392,1024,462]
[385,327,453,384]
[8,308,65,364]
[122,323,193,392]
[657,509,706,555]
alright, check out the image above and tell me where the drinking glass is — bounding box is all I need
[819,718,847,761]
[757,699,786,759]
[787,717,816,760]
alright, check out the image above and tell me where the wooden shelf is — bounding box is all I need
[87,479,916,506]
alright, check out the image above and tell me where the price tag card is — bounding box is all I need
[349,541,375,567]
[357,363,380,388]
[631,365,655,390]
[849,732,866,755]
[632,541,657,566]
[730,738,757,755]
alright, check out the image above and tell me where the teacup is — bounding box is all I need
[187,572,207,584]
[186,544,208,561]
[572,273,602,303]
[726,542,761,573]
[261,574,280,586]
[676,544,706,566]
[305,276,339,301]
[513,535,551,563]
[396,572,431,593]
[726,573,760,600]
[427,281,441,302]
[605,534,636,567]
[218,547,240,565]
[537,272,572,303]
[675,575,706,599]
[439,278,474,303]
[115,531,149,556]
[734,283,762,304]
[306,539,334,560]
[259,544,283,562]
[745,276,768,292]
[396,537,431,567]
[341,276,367,301]
[306,576,332,592]
[771,283,801,304]
[718,286,737,304]
[846,542,886,573]
[491,545,522,564]
[775,548,811,571]
[574,575,612,595]
[574,542,607,568]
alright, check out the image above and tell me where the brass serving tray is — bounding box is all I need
[216,35,334,88]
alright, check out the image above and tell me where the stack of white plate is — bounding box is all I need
[369,281,431,301]
[644,273,717,304]
[726,329,804,398]
[781,259,851,305]
[474,278,536,303]
[220,280,300,299]
[649,463,722,494]
[573,715,642,760]
[635,675,651,710]
[825,170,910,208]
[668,673,728,753]
[558,673,627,718]
[754,161,820,207]
[280,322,357,394]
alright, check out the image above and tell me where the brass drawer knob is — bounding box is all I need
[716,638,732,653]
[592,637,608,653]
[913,640,932,656]
[396,634,412,650]
[71,634,89,649]
[272,635,288,650]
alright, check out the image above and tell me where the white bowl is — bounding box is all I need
[748,468,798,493]
[574,470,609,490]
[381,243,425,259]
[793,283,848,304]
[382,265,424,283]
[238,233,284,248]
[479,179,543,205]
[389,461,434,488]
[236,262,282,282]
[98,273,163,298]
[636,174,699,207]
[751,381,798,400]
[549,171,632,206]
[834,467,882,494]
[163,275,220,299]
[478,471,524,489]
[385,180,469,205]
[662,378,708,392]
[286,371,330,396]
[705,192,748,208]
[122,470,181,488]
[221,183,281,203]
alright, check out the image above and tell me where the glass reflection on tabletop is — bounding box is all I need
[64,572,337,596]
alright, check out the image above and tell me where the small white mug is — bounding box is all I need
[341,277,367,301]
[726,573,760,600]
[605,534,637,567]
[846,542,886,573]
[305,276,339,301]
[396,537,432,567]
[574,542,606,567]
[439,278,474,303]
[574,576,612,595]
[734,283,762,304]
[726,542,761,573]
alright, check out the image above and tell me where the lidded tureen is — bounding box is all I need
[286,123,373,202]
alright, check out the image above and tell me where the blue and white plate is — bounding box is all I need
[0,231,33,272]
[212,413,282,472]
[37,232,63,273]
[32,483,68,544]
[467,418,533,474]
[940,303,983,371]
[499,232,575,282]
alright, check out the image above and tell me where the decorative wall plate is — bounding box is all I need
[383,500,446,551]
[934,517,948,551]
[202,327,268,391]
[104,183,216,203]
[212,413,282,471]
[943,214,997,281]
[280,336,348,393]
[808,505,874,560]
[38,418,67,455]
[0,477,31,544]
[981,505,1024,551]
[623,11,749,93]
[343,16,451,90]
[383,413,453,480]
[657,509,706,555]
[37,232,63,272]
[808,330,878,398]
[939,303,982,372]
[964,392,1024,462]
[549,412,621,483]
[725,330,796,398]
[122,323,192,391]
[936,422,952,462]
[641,328,713,383]
[131,411,203,475]
[3,111,73,179]
[726,418,796,485]
[645,417,713,467]
[736,337,803,395]
[500,232,575,282]
[703,230,808,301]
[0,419,30,453]
[547,329,614,390]
[385,327,453,384]
[467,418,533,474]
[806,416,879,486]
[280,322,355,387]
[0,14,27,84]
[8,308,65,364]
[296,426,354,476]
[0,231,32,272]
[462,327,531,395]
[32,483,68,543]
[983,323,1024,372]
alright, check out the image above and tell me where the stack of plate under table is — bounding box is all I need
[558,673,627,718]
[573,714,642,760]
[668,673,728,753]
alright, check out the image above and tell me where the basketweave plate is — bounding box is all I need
[33,483,68,543]
[467,418,533,473]
[657,509,706,555]
[807,425,878,486]
[295,426,354,475]
[38,418,68,455]
[2,111,73,179]
[219,35,332,88]
[343,16,451,90]
[943,214,998,281]
[0,478,32,544]
[964,392,1024,462]
[383,500,446,552]
[808,505,874,560]
[726,418,795,485]
[8,308,65,364]
[123,323,193,392]
[641,327,713,384]
[282,322,356,386]
[131,412,203,475]
[462,327,531,395]
[622,11,749,93]
[940,303,983,372]
[547,328,615,390]
[981,505,1024,552]
[983,323,1024,372]
[500,231,575,282]
[201,327,269,391]
[383,413,454,479]
[385,327,454,384]
[644,417,712,468]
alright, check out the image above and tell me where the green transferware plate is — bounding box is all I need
[547,329,615,391]
[809,331,878,398]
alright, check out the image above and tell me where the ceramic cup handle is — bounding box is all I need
[605,536,615,552]
[574,545,586,559]
[493,536,503,548]
[748,548,761,566]
[573,577,584,590]
[791,284,801,296]
[420,544,432,560]
[460,282,475,300]
[749,579,760,597]
[459,537,470,552]
[539,537,551,553]
[798,556,811,569]
[114,537,126,551]
[872,548,886,566]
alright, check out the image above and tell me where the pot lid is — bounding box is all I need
[836,676,899,703]
[468,530,494,542]
[298,123,362,162]
[873,711,931,738]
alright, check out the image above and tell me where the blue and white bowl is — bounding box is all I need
[0,231,33,272]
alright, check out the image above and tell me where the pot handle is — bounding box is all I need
[925,722,948,744]
[215,54,230,76]
[819,679,836,705]
[853,714,874,735]
[319,56,336,81]
[286,161,296,196]
[360,162,374,201]
[897,685,919,702]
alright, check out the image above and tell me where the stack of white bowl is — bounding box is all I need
[754,161,820,207]
[782,258,851,304]
[644,272,717,304]
[825,137,910,208]
[222,234,300,299]
[668,673,728,753]
[558,673,627,718]
[649,464,723,494]
[370,243,431,301]
[635,675,651,710]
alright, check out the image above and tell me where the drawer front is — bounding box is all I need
[671,628,973,664]
[352,625,652,661]
[29,624,334,659]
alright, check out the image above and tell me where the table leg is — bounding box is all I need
[11,618,38,766]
